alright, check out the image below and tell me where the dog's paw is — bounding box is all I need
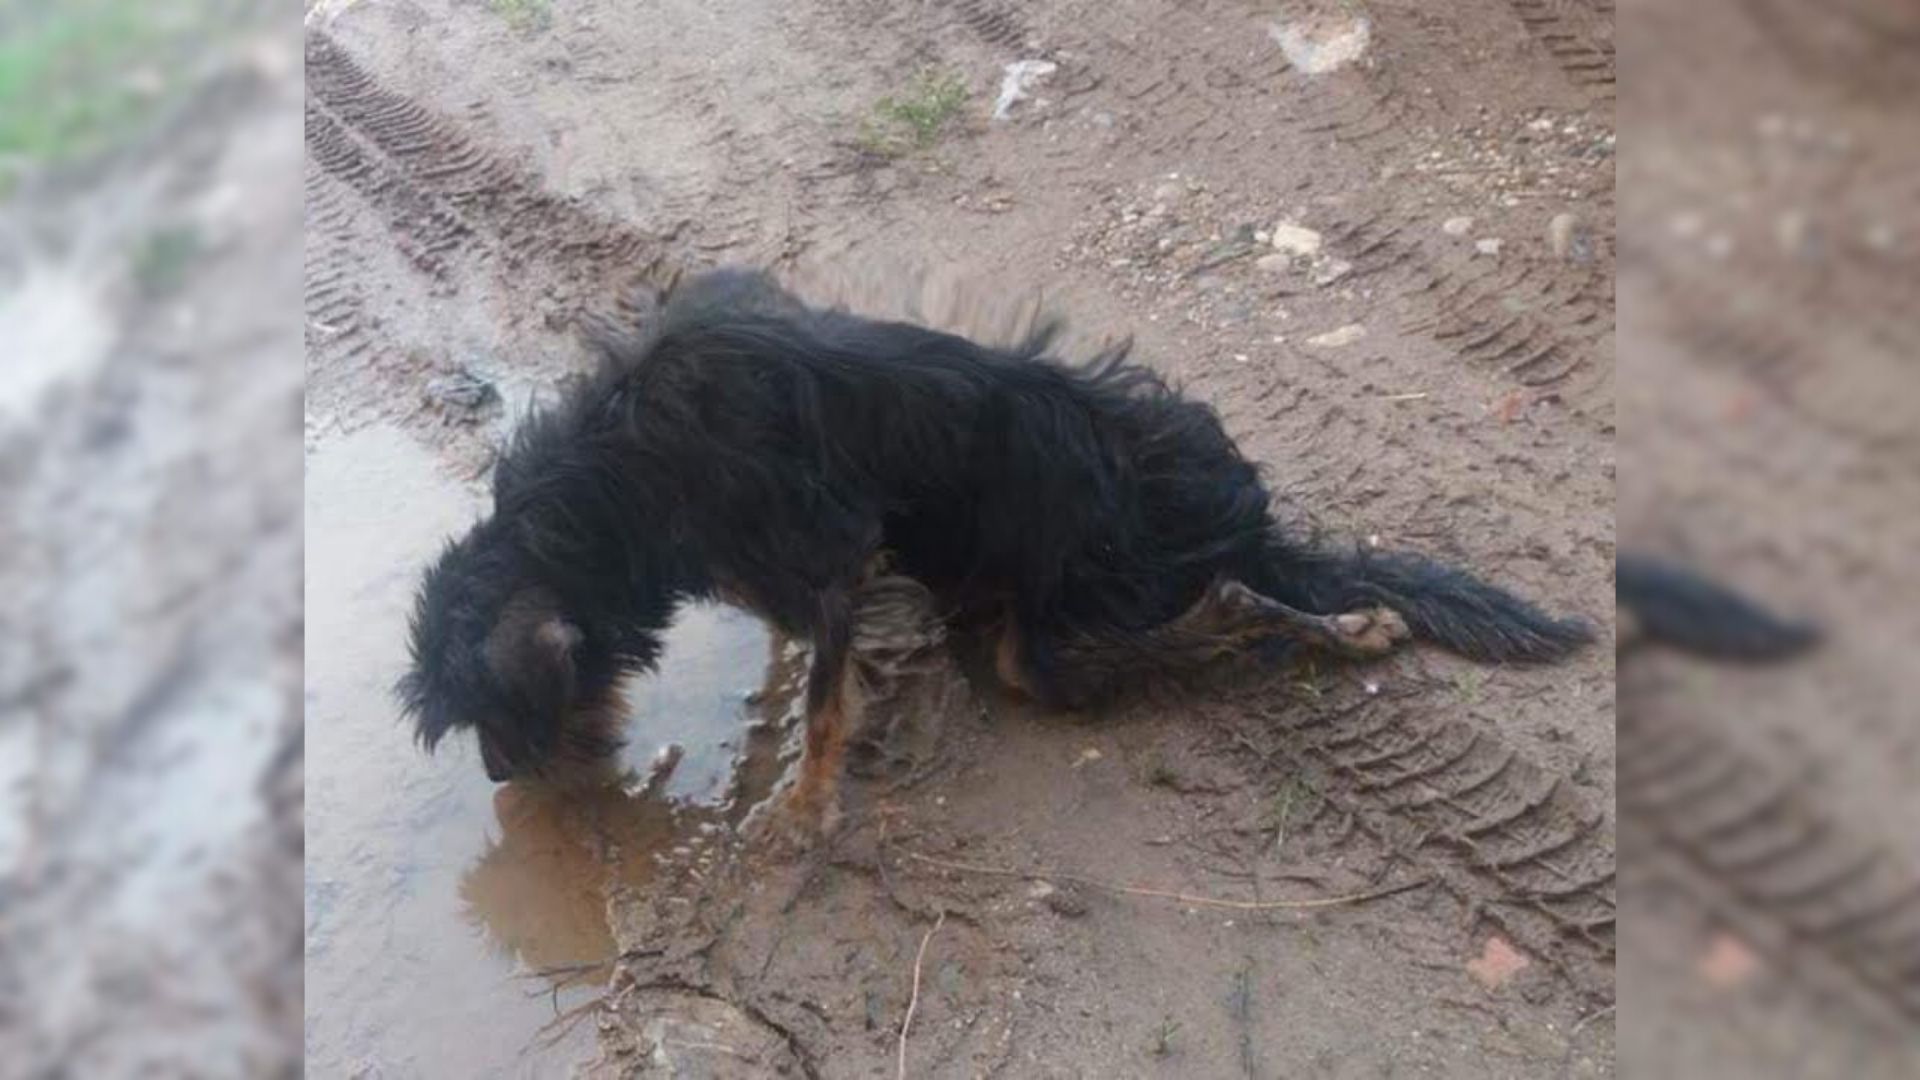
[1331,607,1412,656]
[748,785,843,858]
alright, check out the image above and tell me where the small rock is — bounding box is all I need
[1255,252,1295,275]
[1313,258,1353,286]
[1442,216,1474,237]
[1668,211,1704,239]
[1269,222,1323,257]
[1699,932,1762,988]
[1307,324,1366,348]
[1475,237,1503,257]
[640,744,684,796]
[1467,935,1531,989]
[1027,880,1057,901]
[425,367,501,422]
[1548,212,1591,262]
[993,59,1058,120]
[1043,884,1089,917]
[1254,229,1272,244]
[1269,13,1372,74]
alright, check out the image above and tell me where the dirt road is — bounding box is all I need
[303,0,1616,1074]
[1616,0,1920,1075]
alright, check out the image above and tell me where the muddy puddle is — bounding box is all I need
[305,423,798,1077]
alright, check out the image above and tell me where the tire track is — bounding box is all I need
[934,0,1031,49]
[304,164,375,371]
[1229,688,1615,1003]
[1621,708,1920,1031]
[1311,196,1611,393]
[1062,0,1423,160]
[1634,240,1920,455]
[1503,0,1616,101]
[1741,0,1920,98]
[304,30,675,321]
[305,103,474,285]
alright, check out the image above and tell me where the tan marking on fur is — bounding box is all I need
[1330,606,1411,655]
[993,617,1035,697]
[780,650,862,838]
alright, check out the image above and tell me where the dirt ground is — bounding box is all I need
[1616,0,1920,1074]
[303,0,1617,1075]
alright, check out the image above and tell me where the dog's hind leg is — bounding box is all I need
[1018,580,1410,708]
[1214,580,1411,658]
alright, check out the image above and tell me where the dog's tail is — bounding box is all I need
[1617,554,1817,660]
[1251,539,1594,663]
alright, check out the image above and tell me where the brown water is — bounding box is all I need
[305,424,795,1077]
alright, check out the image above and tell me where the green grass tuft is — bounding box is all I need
[1452,668,1487,705]
[1266,777,1303,852]
[0,1,230,193]
[488,0,552,32]
[855,69,969,158]
[1148,1014,1181,1057]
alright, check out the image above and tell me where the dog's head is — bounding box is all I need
[397,519,608,782]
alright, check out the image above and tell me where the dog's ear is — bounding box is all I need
[396,668,454,750]
[486,589,582,718]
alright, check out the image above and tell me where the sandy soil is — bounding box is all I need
[303,0,1617,1074]
[1616,0,1920,1073]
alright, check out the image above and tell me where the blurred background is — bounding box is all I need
[1619,0,1920,1074]
[0,0,1914,1075]
[0,0,300,1075]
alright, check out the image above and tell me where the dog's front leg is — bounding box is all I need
[776,583,860,841]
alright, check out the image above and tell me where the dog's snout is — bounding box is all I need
[480,739,515,783]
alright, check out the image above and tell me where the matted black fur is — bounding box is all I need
[398,269,1592,781]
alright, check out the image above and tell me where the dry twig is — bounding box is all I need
[898,849,1428,911]
[896,911,947,1079]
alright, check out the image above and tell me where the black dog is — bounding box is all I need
[399,269,1591,828]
